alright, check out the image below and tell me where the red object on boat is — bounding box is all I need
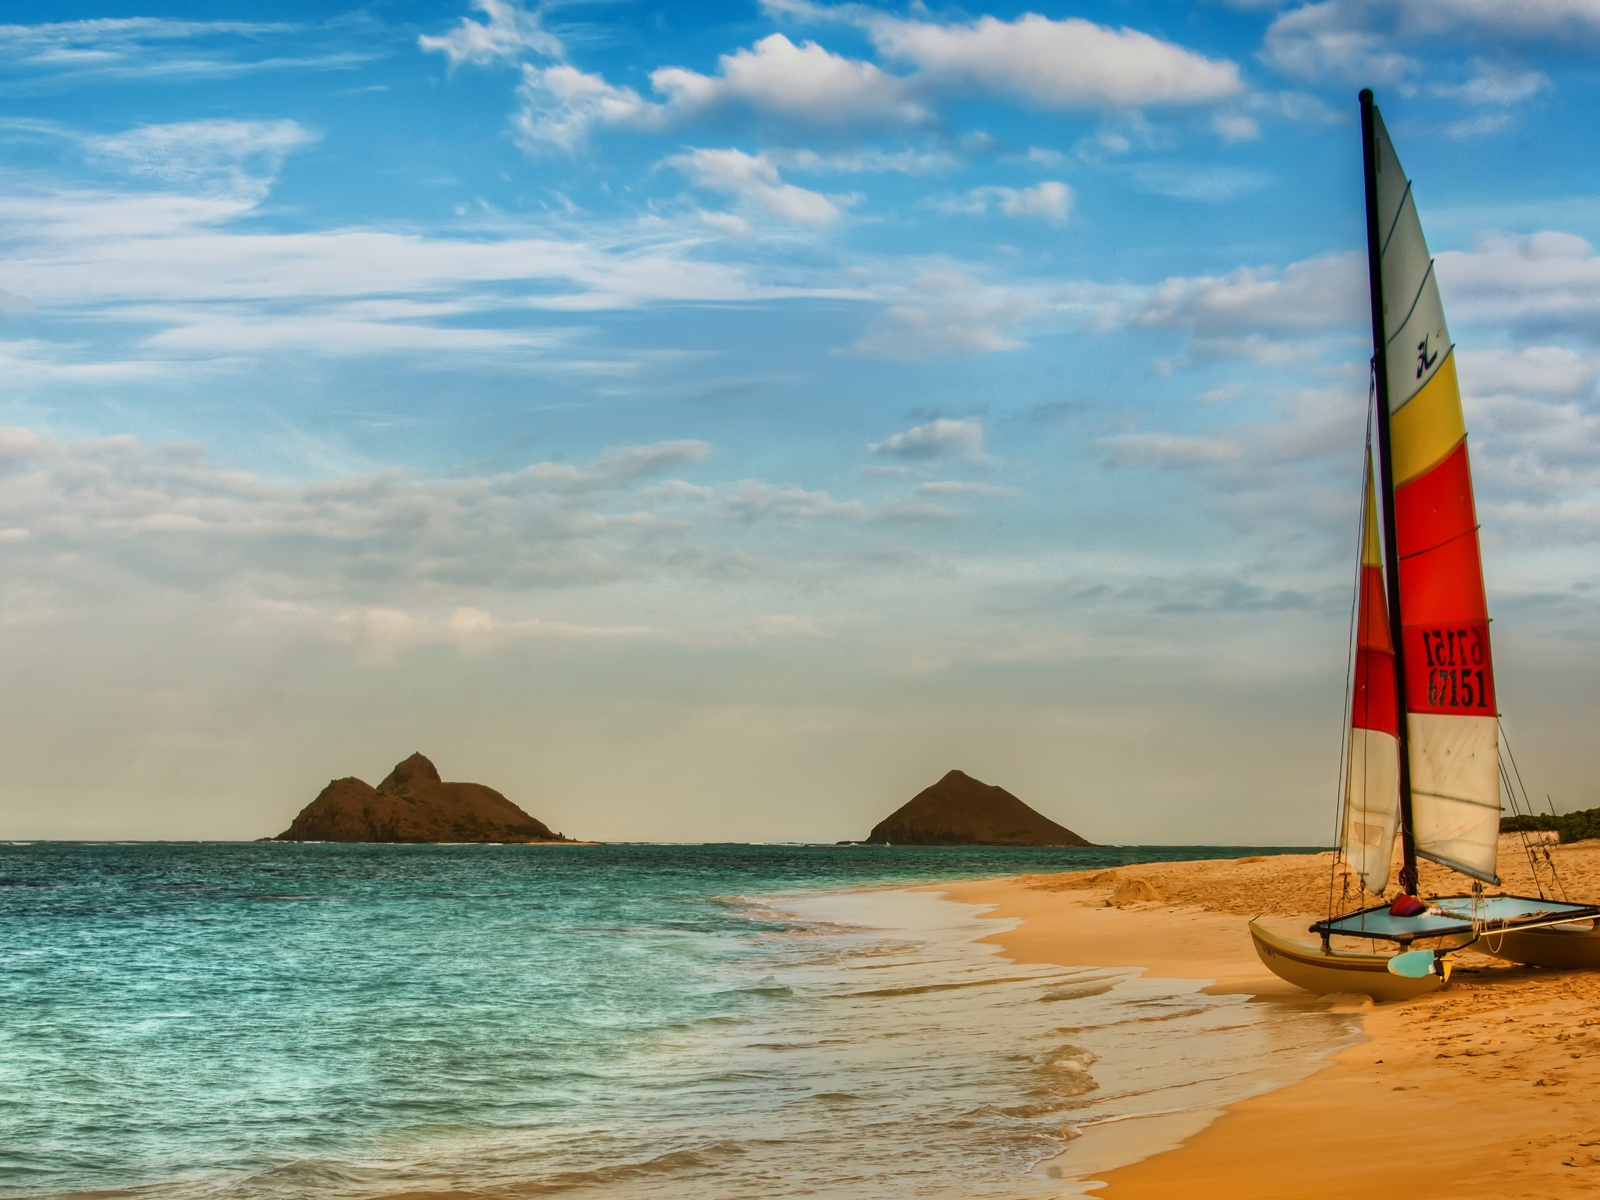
[1389,894,1427,917]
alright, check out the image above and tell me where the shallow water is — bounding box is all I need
[0,842,1350,1199]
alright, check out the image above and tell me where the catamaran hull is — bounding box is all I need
[1249,919,1443,1002]
[1480,922,1600,969]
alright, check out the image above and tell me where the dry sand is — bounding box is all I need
[936,834,1600,1199]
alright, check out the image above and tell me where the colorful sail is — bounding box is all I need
[1337,454,1401,896]
[1342,450,1402,893]
[1371,107,1500,884]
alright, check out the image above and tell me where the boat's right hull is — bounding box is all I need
[1249,919,1443,1002]
[1481,922,1600,969]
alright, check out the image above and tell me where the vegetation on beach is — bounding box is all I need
[1502,807,1600,843]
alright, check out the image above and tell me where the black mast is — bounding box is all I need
[1359,88,1419,895]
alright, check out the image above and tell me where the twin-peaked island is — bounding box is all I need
[273,756,1092,847]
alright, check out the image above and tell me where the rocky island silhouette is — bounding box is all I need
[275,752,574,843]
[863,769,1091,846]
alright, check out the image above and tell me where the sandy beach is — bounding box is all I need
[938,835,1600,1199]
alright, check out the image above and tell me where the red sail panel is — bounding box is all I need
[1352,451,1398,736]
[1352,567,1399,736]
[1395,441,1495,716]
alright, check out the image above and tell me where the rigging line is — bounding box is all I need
[1329,372,1375,920]
[1501,753,1547,900]
[1501,718,1569,902]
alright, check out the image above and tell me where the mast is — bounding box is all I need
[1359,88,1419,895]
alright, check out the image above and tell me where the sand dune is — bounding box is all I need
[937,834,1600,1199]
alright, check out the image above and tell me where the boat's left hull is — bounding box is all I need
[1249,919,1443,1002]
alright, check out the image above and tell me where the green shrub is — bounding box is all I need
[1502,806,1600,843]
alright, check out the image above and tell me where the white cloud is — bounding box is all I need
[1121,162,1274,203]
[0,428,718,600]
[668,148,843,225]
[1443,112,1514,139]
[913,480,1016,499]
[1438,232,1600,335]
[933,181,1073,221]
[1000,181,1072,220]
[589,440,711,480]
[699,209,753,238]
[869,418,989,463]
[0,16,366,84]
[508,11,1242,150]
[849,287,1034,359]
[0,427,1000,632]
[1136,251,1367,341]
[863,12,1244,109]
[720,481,866,522]
[0,172,874,364]
[1412,0,1600,38]
[1211,112,1262,142]
[1450,346,1600,534]
[512,63,654,153]
[650,33,927,129]
[1433,60,1550,106]
[775,146,960,175]
[418,0,563,68]
[1102,431,1246,467]
[1264,0,1600,85]
[1097,385,1376,544]
[1262,1,1416,84]
[1472,394,1600,521]
[84,118,315,196]
[1457,346,1596,398]
[511,33,924,151]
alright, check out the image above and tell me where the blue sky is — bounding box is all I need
[2,0,1597,841]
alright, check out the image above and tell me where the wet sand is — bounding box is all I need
[937,835,1600,1199]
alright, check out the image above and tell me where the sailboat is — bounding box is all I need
[1249,90,1600,1001]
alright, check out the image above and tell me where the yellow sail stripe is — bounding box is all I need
[1362,451,1383,568]
[1391,351,1466,487]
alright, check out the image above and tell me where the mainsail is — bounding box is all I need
[1341,451,1401,893]
[1368,102,1501,885]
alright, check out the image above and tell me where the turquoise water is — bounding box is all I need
[0,842,1337,1200]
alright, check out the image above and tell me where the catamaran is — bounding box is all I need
[1250,90,1600,1001]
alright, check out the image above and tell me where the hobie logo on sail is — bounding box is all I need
[1416,331,1440,378]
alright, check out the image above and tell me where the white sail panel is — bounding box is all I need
[1374,110,1452,412]
[1372,108,1408,250]
[1386,263,1451,415]
[1342,726,1400,894]
[1408,713,1500,883]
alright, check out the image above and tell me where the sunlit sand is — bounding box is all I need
[936,833,1600,1197]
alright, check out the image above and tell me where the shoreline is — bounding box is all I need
[932,838,1600,1198]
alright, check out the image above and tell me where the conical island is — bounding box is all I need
[865,769,1091,846]
[275,752,575,843]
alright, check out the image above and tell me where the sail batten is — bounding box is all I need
[1369,103,1501,887]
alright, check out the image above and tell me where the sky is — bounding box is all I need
[2,0,1597,844]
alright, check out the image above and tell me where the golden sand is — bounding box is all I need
[936,834,1600,1199]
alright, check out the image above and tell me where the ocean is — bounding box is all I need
[0,843,1356,1199]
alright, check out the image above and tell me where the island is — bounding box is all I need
[863,769,1092,846]
[274,752,576,843]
